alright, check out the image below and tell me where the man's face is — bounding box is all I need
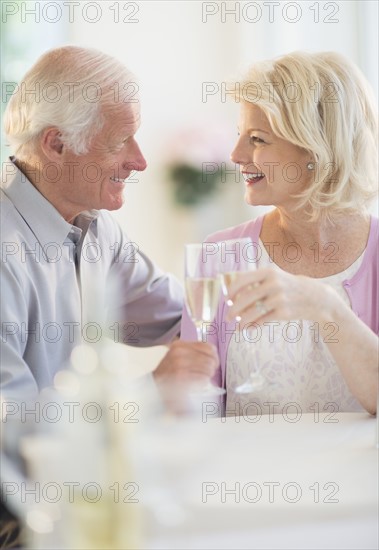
[59,102,147,221]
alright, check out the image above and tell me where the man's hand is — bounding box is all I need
[152,341,219,414]
[153,340,219,389]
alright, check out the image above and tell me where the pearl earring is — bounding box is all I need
[307,162,315,170]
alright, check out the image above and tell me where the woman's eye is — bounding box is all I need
[250,136,264,144]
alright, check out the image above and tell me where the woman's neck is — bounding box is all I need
[270,208,369,248]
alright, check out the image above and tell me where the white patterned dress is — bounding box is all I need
[225,240,366,416]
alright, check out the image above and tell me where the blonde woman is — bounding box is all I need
[181,51,378,415]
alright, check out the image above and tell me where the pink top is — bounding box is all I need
[181,215,379,390]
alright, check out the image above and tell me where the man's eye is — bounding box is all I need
[110,143,124,152]
[110,138,129,151]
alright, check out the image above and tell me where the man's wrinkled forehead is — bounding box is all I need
[103,95,140,117]
[103,101,141,134]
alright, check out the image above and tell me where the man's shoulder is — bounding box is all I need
[1,186,13,208]
[0,188,20,239]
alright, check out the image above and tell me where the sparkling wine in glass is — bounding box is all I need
[184,243,225,396]
[217,237,255,308]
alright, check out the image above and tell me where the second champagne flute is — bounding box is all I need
[216,238,267,394]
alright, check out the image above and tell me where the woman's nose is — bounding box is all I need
[230,137,249,166]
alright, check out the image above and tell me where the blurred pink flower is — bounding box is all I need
[162,121,235,206]
[164,122,234,167]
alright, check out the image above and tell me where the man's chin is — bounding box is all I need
[111,198,125,211]
[102,193,125,211]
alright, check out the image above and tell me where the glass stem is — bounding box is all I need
[196,322,207,343]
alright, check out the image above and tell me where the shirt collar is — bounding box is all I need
[2,158,99,250]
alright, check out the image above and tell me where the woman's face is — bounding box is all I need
[230,101,313,210]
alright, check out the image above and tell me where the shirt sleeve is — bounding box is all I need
[103,214,183,347]
[0,261,39,403]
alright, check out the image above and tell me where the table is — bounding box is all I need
[142,412,378,550]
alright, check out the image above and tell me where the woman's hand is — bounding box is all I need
[226,267,343,325]
[226,266,378,414]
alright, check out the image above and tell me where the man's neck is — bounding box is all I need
[13,156,79,223]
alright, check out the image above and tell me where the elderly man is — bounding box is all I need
[1,46,217,403]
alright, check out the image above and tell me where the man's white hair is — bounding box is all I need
[3,46,138,160]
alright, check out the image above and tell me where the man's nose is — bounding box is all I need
[122,139,147,172]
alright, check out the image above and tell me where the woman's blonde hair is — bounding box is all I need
[3,46,138,160]
[234,51,378,220]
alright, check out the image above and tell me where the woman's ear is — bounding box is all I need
[40,128,64,160]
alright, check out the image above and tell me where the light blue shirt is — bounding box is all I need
[0,160,183,401]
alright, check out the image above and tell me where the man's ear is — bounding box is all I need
[40,128,64,160]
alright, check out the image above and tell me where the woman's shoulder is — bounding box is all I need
[204,215,265,244]
[362,215,379,264]
[369,215,379,233]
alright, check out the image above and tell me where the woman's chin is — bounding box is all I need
[244,192,261,207]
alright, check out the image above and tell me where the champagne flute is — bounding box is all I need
[216,238,267,394]
[184,243,225,396]
[217,237,255,308]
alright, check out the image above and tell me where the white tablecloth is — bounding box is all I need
[144,412,378,550]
